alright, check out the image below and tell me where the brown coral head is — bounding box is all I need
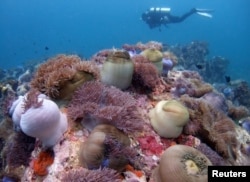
[154,145,212,182]
[80,124,130,171]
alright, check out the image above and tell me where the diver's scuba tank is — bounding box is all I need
[149,7,171,13]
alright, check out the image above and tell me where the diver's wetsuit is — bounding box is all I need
[142,8,197,29]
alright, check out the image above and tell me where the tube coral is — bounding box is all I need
[101,50,134,90]
[61,167,121,182]
[67,81,144,135]
[154,145,212,182]
[80,124,130,171]
[31,54,100,100]
[149,100,189,138]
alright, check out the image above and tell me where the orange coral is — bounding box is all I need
[33,149,54,176]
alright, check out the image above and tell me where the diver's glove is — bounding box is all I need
[195,8,214,18]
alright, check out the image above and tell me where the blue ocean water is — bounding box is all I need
[0,0,249,82]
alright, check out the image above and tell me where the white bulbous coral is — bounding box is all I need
[9,92,68,147]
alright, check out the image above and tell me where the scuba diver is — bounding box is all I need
[141,7,213,30]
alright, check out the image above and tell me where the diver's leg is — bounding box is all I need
[168,8,197,23]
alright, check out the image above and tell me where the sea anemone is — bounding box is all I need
[80,124,131,171]
[180,95,238,159]
[201,91,228,113]
[170,71,213,98]
[31,54,99,100]
[154,145,212,182]
[196,143,226,166]
[61,167,121,182]
[10,90,68,147]
[67,81,144,135]
[140,48,163,73]
[101,50,134,90]
[4,131,36,168]
[149,100,189,138]
[131,55,162,93]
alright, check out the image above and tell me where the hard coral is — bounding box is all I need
[31,54,99,100]
[61,167,121,182]
[67,81,144,135]
[154,145,212,182]
[149,100,189,138]
[101,50,134,90]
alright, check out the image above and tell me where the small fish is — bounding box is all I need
[225,75,231,83]
[45,46,49,50]
[195,63,204,69]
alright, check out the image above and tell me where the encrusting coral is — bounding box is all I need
[31,54,100,100]
[9,90,68,147]
[153,145,212,182]
[101,50,134,90]
[67,81,144,135]
[149,100,189,138]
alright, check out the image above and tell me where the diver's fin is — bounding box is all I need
[196,12,213,18]
[196,8,214,13]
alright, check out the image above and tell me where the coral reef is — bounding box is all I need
[31,54,100,100]
[1,41,250,181]
[61,167,121,182]
[101,50,134,90]
[153,145,212,182]
[149,100,189,138]
[67,81,144,135]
